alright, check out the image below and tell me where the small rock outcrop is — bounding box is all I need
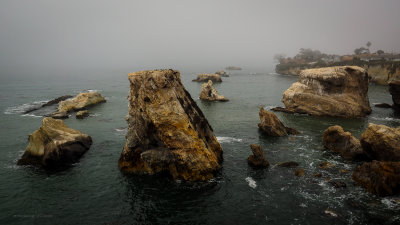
[119,69,223,181]
[281,66,371,118]
[215,70,229,77]
[258,108,299,136]
[360,123,400,161]
[192,74,222,83]
[199,80,229,102]
[225,66,242,70]
[76,110,89,119]
[276,161,299,168]
[24,95,73,114]
[322,125,367,160]
[352,160,400,196]
[247,144,269,168]
[58,91,106,113]
[294,168,305,177]
[389,80,400,111]
[17,117,92,168]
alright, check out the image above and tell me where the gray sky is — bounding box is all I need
[1,0,399,73]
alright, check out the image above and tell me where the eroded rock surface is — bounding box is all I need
[360,123,400,161]
[353,160,400,196]
[247,144,269,168]
[17,117,92,168]
[192,74,222,83]
[199,80,228,102]
[281,66,371,118]
[76,110,89,119]
[389,80,400,111]
[58,91,106,113]
[119,69,223,181]
[322,125,367,160]
[258,108,299,136]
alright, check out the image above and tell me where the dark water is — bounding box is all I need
[1,69,400,225]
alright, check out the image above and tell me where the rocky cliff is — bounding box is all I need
[119,69,223,181]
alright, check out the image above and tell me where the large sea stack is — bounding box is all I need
[17,117,92,168]
[119,69,223,181]
[281,66,371,118]
[199,80,229,102]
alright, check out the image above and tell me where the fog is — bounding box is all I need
[1,0,399,74]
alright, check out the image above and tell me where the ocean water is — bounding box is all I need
[1,69,400,225]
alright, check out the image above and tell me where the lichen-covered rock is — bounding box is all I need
[360,123,400,161]
[247,144,269,168]
[258,108,299,136]
[192,73,222,83]
[389,80,400,111]
[119,69,223,181]
[17,117,92,168]
[215,70,229,77]
[352,160,400,196]
[199,80,228,102]
[322,125,367,160]
[58,91,106,113]
[281,66,371,118]
[76,110,89,119]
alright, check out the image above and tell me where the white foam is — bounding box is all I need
[381,198,400,209]
[217,137,243,143]
[370,117,400,122]
[4,100,48,115]
[245,177,257,189]
[114,128,127,132]
[21,114,43,118]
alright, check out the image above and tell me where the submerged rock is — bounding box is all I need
[353,160,400,196]
[225,66,242,70]
[389,80,400,111]
[360,123,400,161]
[199,80,229,102]
[294,168,305,177]
[24,95,73,114]
[17,117,92,168]
[328,180,347,188]
[192,74,222,83]
[215,70,229,77]
[276,161,299,168]
[322,125,367,161]
[247,144,269,168]
[58,91,106,113]
[281,66,371,118]
[374,103,393,108]
[258,108,299,136]
[319,161,335,169]
[76,110,89,119]
[119,69,223,181]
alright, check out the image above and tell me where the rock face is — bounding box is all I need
[192,74,222,83]
[258,108,299,136]
[360,123,400,161]
[17,117,92,168]
[247,144,269,168]
[389,80,400,110]
[352,161,400,196]
[58,91,106,113]
[199,80,229,102]
[215,70,229,77]
[119,69,223,181]
[281,66,371,118]
[76,110,89,119]
[322,125,367,160]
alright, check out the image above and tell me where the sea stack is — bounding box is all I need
[119,69,223,181]
[192,73,222,83]
[389,80,400,111]
[281,66,371,118]
[199,80,229,102]
[247,144,269,168]
[258,108,299,136]
[17,117,92,168]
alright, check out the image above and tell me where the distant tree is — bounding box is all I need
[366,41,372,49]
[274,54,286,63]
[296,48,322,61]
[354,47,369,55]
[377,50,384,55]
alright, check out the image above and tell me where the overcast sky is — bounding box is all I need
[1,0,399,73]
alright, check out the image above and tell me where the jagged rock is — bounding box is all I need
[271,106,296,114]
[352,160,400,196]
[322,125,367,160]
[24,95,73,114]
[389,80,400,111]
[328,180,347,188]
[276,161,299,168]
[360,123,400,161]
[247,144,269,168]
[192,74,222,83]
[374,103,393,108]
[225,66,242,70]
[76,110,89,119]
[294,168,305,177]
[199,80,229,102]
[258,108,299,136]
[58,91,106,113]
[119,69,223,181]
[17,117,92,168]
[319,161,335,169]
[281,66,371,118]
[215,70,229,77]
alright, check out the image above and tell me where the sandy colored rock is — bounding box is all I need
[215,70,229,77]
[281,66,371,118]
[247,144,269,168]
[17,117,92,168]
[353,160,400,196]
[192,73,222,83]
[322,125,367,160]
[58,91,106,113]
[258,108,299,136]
[119,69,223,181]
[76,110,89,119]
[199,80,229,102]
[389,80,400,111]
[360,123,400,161]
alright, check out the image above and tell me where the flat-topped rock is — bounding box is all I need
[192,73,222,83]
[200,80,229,102]
[281,66,371,118]
[58,91,106,113]
[258,108,299,136]
[17,117,92,168]
[119,69,223,181]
